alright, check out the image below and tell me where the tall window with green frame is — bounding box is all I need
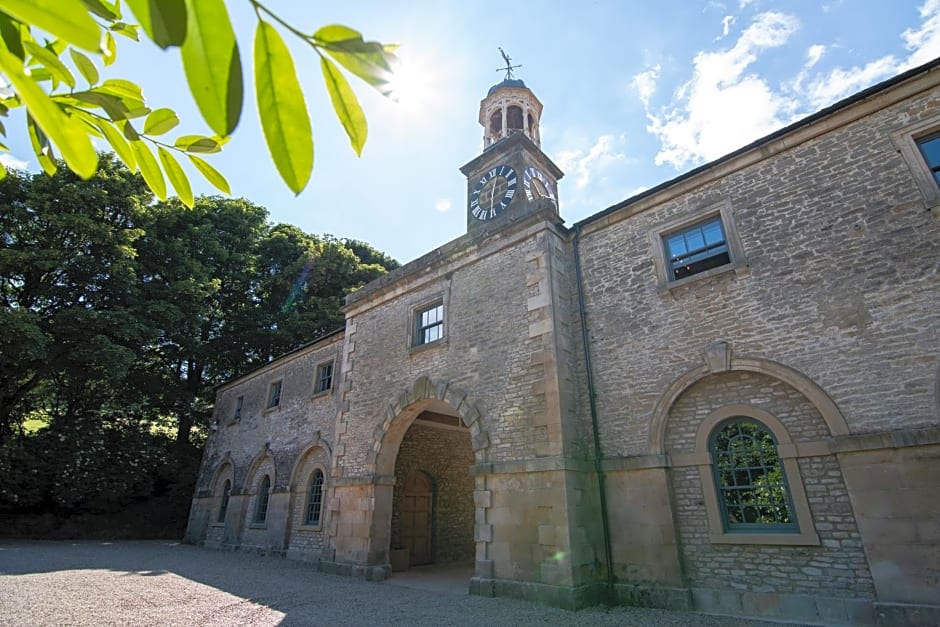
[305,469,324,526]
[709,419,797,532]
[254,475,271,524]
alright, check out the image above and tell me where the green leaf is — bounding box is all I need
[188,154,229,194]
[143,107,178,135]
[130,139,166,199]
[110,22,140,42]
[173,134,221,153]
[314,24,397,98]
[67,91,130,120]
[81,0,121,21]
[96,119,135,171]
[98,78,143,101]
[158,146,193,207]
[254,19,311,194]
[24,41,76,89]
[69,48,99,85]
[0,0,102,53]
[0,46,97,177]
[180,0,241,136]
[320,56,367,157]
[102,30,116,65]
[26,113,56,175]
[0,12,24,60]
[0,164,6,180]
[126,0,187,49]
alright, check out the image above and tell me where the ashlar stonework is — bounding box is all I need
[186,61,940,625]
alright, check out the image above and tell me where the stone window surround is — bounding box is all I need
[890,115,940,214]
[409,293,448,353]
[693,404,820,546]
[251,474,271,527]
[648,199,749,292]
[300,466,327,530]
[313,359,335,397]
[264,379,282,412]
[210,463,235,528]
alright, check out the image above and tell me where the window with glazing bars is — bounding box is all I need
[254,475,271,523]
[314,362,333,394]
[664,216,730,280]
[234,396,243,420]
[710,419,797,532]
[305,469,324,525]
[917,132,940,186]
[267,381,281,408]
[217,479,231,523]
[415,302,444,345]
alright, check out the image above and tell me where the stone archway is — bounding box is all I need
[369,376,490,574]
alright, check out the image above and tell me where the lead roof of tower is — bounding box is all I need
[486,78,527,96]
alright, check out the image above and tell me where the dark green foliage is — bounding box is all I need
[0,156,398,533]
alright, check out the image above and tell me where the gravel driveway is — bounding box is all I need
[0,540,805,626]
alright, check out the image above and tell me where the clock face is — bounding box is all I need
[523,166,556,204]
[470,164,517,220]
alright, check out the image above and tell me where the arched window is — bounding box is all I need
[305,469,325,526]
[507,106,523,133]
[710,419,797,532]
[489,111,502,136]
[217,479,231,523]
[527,112,535,136]
[254,475,271,523]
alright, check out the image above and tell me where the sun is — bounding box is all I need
[386,47,437,114]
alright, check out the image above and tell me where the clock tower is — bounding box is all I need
[460,54,563,234]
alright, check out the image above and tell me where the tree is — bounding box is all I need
[0,153,153,443]
[0,0,398,201]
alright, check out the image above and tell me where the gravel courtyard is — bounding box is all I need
[0,540,806,626]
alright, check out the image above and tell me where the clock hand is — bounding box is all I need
[490,182,496,212]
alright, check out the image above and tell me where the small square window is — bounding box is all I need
[233,395,243,421]
[267,381,282,409]
[916,132,940,187]
[314,361,334,395]
[664,216,731,281]
[649,200,747,291]
[414,302,444,346]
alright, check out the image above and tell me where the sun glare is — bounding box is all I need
[386,48,437,114]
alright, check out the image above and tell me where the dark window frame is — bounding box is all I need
[233,395,243,421]
[254,475,271,524]
[709,418,798,534]
[267,380,282,409]
[314,361,334,395]
[663,215,731,281]
[217,479,231,523]
[305,469,325,526]
[414,301,445,347]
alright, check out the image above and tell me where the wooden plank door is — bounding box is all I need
[401,471,433,566]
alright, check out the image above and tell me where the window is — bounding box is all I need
[305,469,325,526]
[267,381,282,409]
[710,419,797,532]
[217,479,231,523]
[916,132,940,186]
[233,396,243,420]
[890,119,940,210]
[314,361,334,395]
[664,216,730,281]
[649,200,747,290]
[254,475,271,523]
[414,302,444,346]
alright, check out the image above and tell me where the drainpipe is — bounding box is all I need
[572,225,615,600]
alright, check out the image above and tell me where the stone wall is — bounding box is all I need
[577,86,940,458]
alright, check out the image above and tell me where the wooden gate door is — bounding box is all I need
[401,470,432,566]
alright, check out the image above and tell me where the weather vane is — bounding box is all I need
[497,47,521,80]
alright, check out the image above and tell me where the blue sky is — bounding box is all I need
[6,1,940,262]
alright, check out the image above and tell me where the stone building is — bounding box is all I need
[185,58,940,625]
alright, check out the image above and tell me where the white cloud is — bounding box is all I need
[556,135,626,190]
[717,16,735,40]
[434,199,451,212]
[806,44,826,68]
[802,0,940,108]
[631,65,660,106]
[644,11,800,169]
[739,0,755,7]
[0,153,27,171]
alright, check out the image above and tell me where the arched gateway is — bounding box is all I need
[324,376,491,579]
